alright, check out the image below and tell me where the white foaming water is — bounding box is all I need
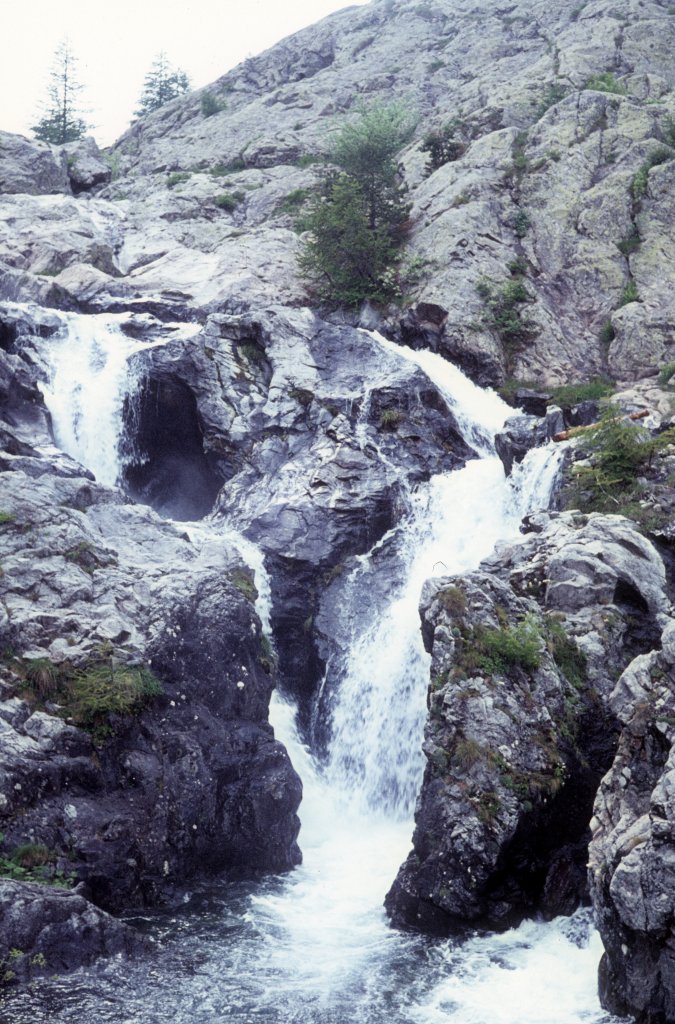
[38,311,197,487]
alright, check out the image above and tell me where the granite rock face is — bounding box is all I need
[386,510,671,933]
[0,1,672,384]
[589,621,675,1023]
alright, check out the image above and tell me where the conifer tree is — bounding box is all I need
[32,39,89,145]
[135,53,191,117]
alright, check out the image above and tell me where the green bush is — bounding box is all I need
[618,280,639,306]
[547,620,587,689]
[565,410,674,514]
[211,157,247,176]
[167,171,191,189]
[201,92,225,117]
[599,319,616,346]
[476,276,537,350]
[632,146,674,200]
[657,362,675,387]
[0,511,15,525]
[475,616,543,674]
[616,227,641,256]
[379,408,404,431]
[585,72,627,95]
[549,378,614,407]
[12,650,161,739]
[213,191,243,212]
[275,188,311,217]
[420,120,465,173]
[536,82,568,119]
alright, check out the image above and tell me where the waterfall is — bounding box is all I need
[12,310,619,1024]
[37,310,197,487]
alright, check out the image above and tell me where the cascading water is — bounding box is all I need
[7,312,626,1024]
[36,309,197,488]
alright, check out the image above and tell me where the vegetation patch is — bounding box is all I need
[420,119,466,174]
[546,620,588,690]
[476,276,538,353]
[618,280,639,306]
[616,227,641,257]
[213,191,244,212]
[0,836,72,889]
[438,585,467,617]
[564,410,675,516]
[379,408,404,431]
[201,92,226,117]
[454,615,543,678]
[585,72,627,95]
[227,567,258,603]
[298,104,414,307]
[657,363,675,387]
[632,146,674,201]
[166,171,191,189]
[0,511,16,525]
[275,187,312,218]
[8,648,161,740]
[548,378,614,407]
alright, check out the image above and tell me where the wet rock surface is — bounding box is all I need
[386,511,672,934]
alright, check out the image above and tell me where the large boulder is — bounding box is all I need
[386,510,672,933]
[589,621,675,1023]
[0,132,70,196]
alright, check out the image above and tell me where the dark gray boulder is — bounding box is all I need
[0,132,70,196]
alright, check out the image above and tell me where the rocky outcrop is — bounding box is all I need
[0,132,70,196]
[0,315,302,974]
[0,1,671,385]
[64,137,112,194]
[386,510,671,933]
[589,621,675,1023]
[0,881,142,983]
[128,306,475,708]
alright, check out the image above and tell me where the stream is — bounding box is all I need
[4,309,626,1024]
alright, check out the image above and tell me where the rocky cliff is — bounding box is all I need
[0,0,674,1018]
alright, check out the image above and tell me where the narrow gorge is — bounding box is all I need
[1,1,674,1022]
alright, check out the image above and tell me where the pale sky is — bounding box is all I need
[2,0,369,147]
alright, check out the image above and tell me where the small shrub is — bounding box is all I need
[599,319,616,346]
[201,92,225,117]
[213,191,243,212]
[476,276,537,350]
[475,615,543,674]
[616,227,641,256]
[67,662,161,730]
[453,737,486,769]
[585,72,627,95]
[166,171,191,189]
[228,568,258,602]
[547,621,587,689]
[662,115,675,147]
[420,120,465,172]
[657,363,675,387]
[438,585,466,617]
[275,188,311,217]
[618,280,639,306]
[632,146,674,200]
[24,658,62,699]
[549,378,615,407]
[513,210,531,237]
[0,511,15,525]
[565,410,675,514]
[536,82,568,119]
[379,408,404,431]
[211,157,246,176]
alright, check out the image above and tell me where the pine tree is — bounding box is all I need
[299,104,414,307]
[135,53,191,117]
[32,39,89,145]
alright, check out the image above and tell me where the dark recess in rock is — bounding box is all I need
[123,374,224,520]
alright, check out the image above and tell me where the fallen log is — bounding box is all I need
[553,408,649,442]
